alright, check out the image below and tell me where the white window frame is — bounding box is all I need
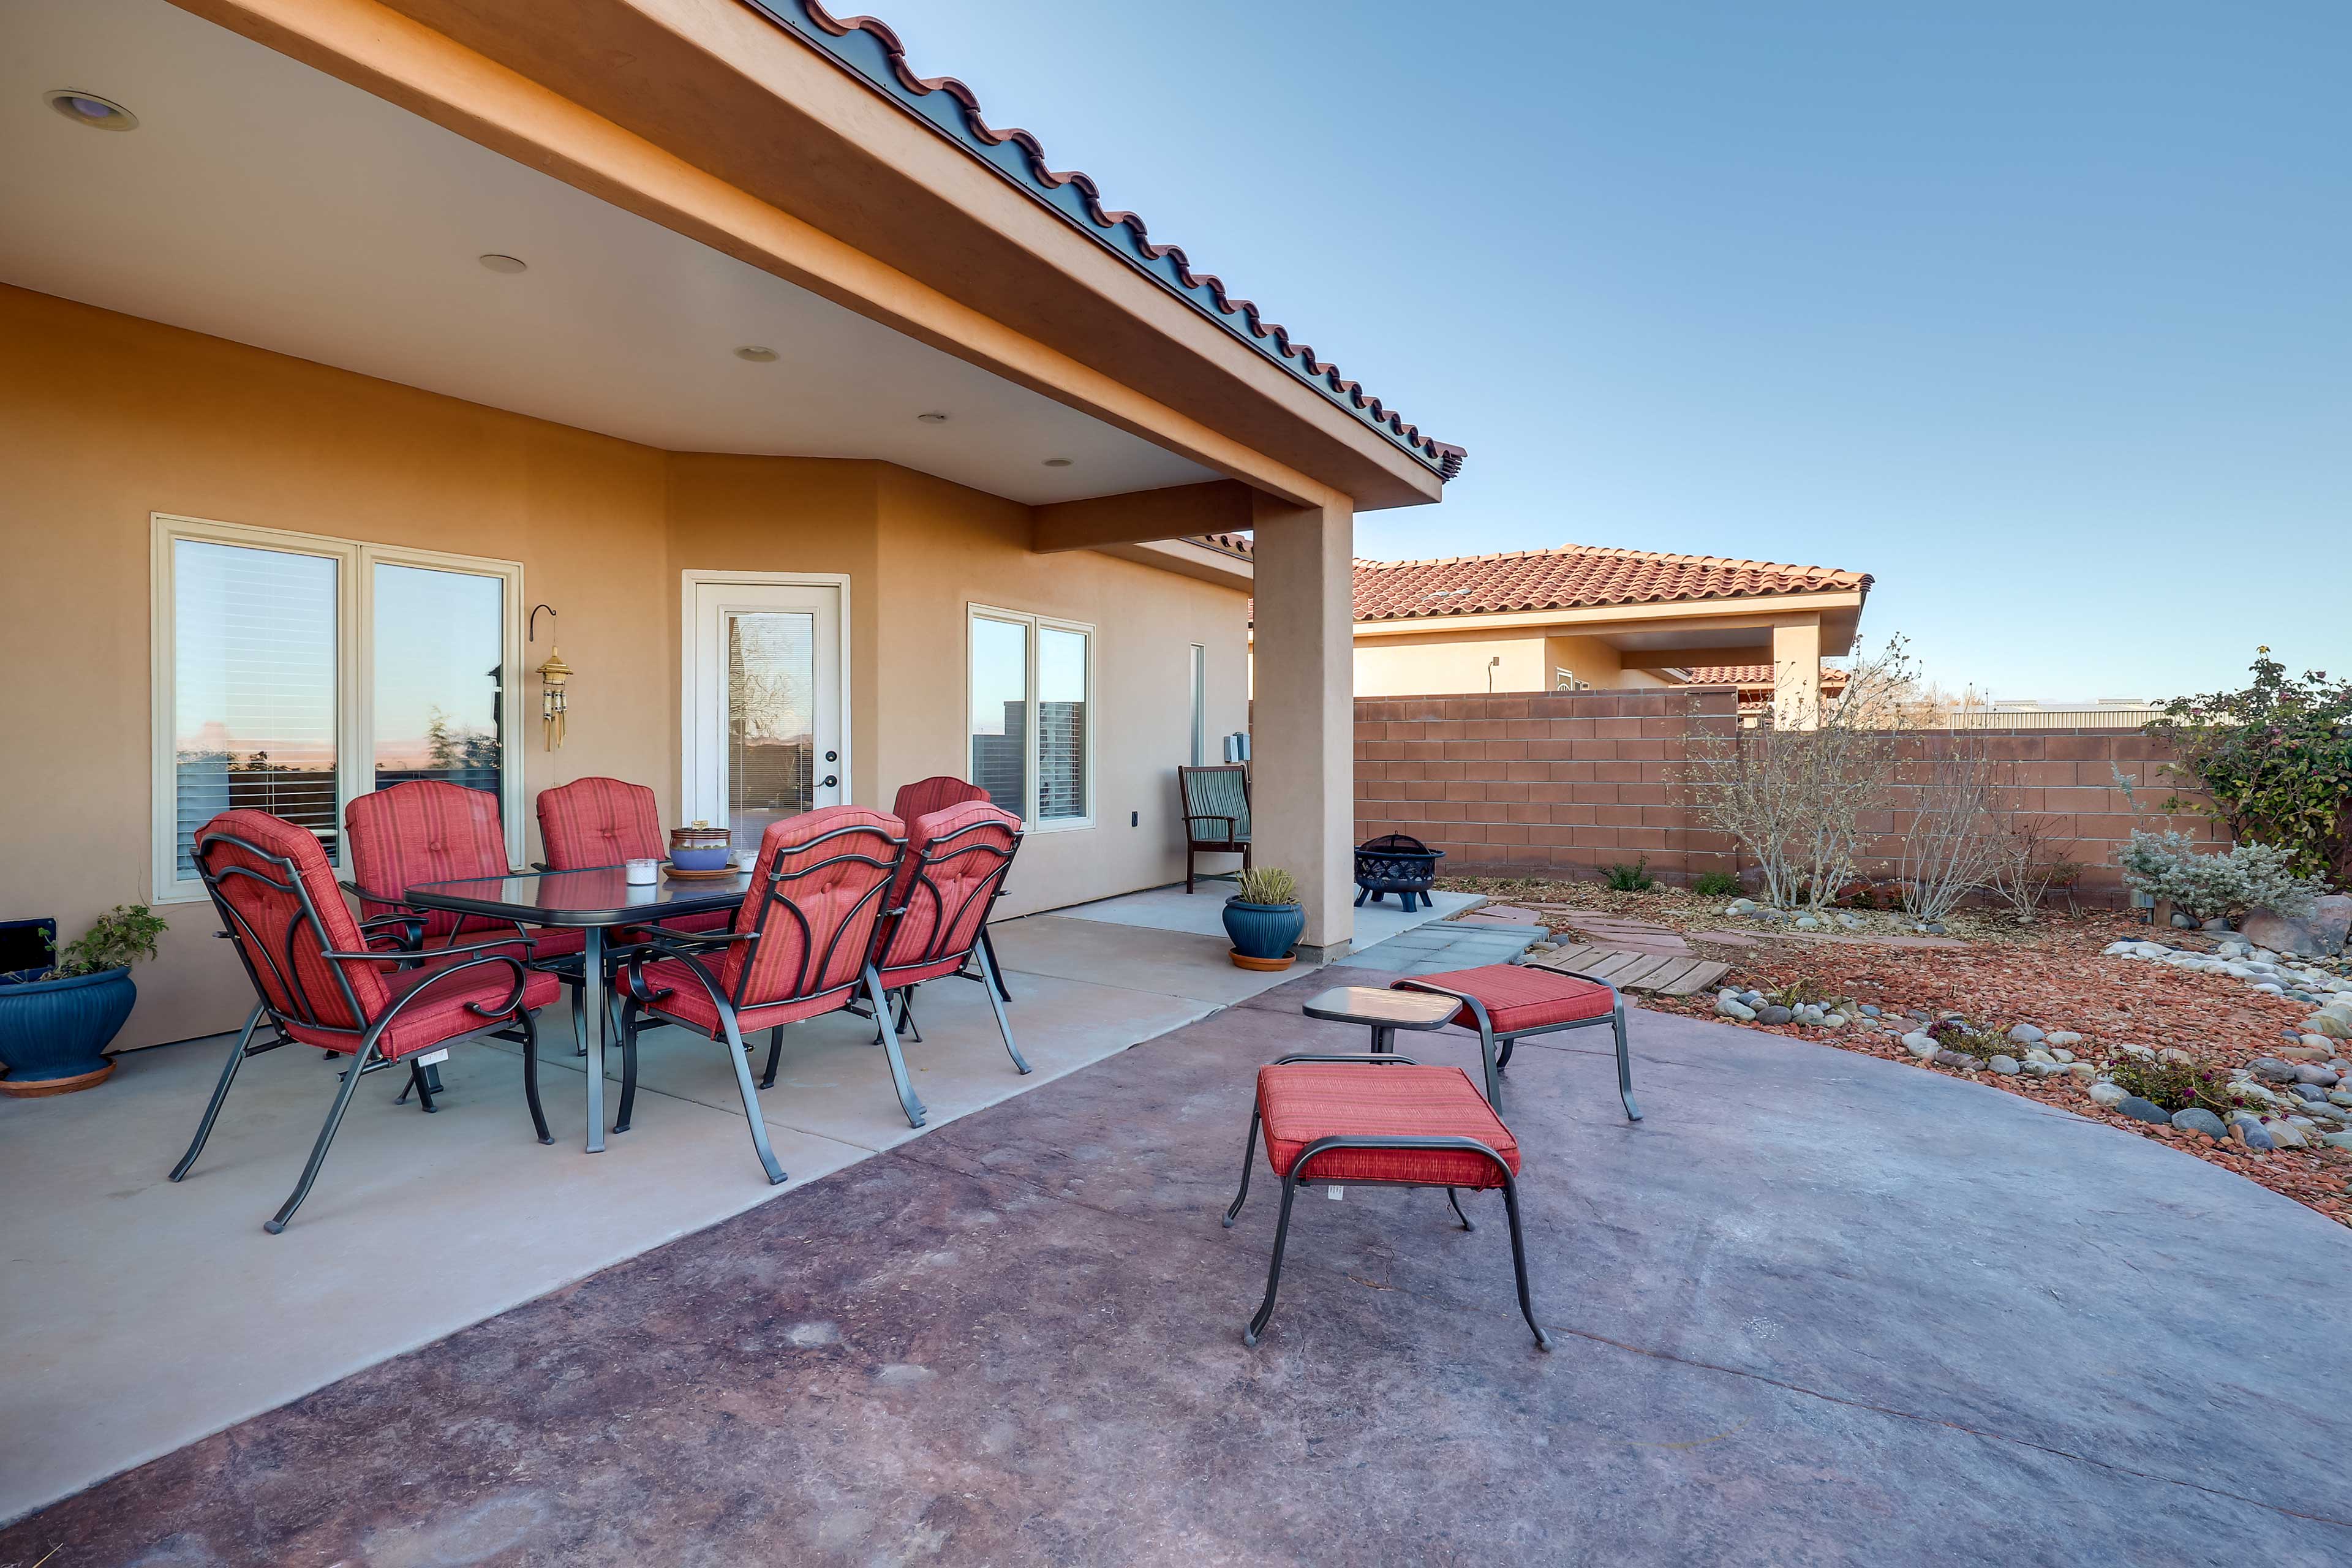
[967,602,1096,833]
[150,513,526,902]
[1188,643,1208,767]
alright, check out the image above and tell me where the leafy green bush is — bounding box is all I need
[2147,650,2352,883]
[2105,1054,2235,1116]
[1692,871,1744,897]
[1233,866,1298,905]
[1604,856,1656,892]
[2116,831,2326,921]
[41,905,168,980]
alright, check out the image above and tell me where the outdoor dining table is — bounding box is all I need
[402,865,753,1153]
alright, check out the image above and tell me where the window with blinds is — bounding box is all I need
[1036,625,1089,822]
[172,540,340,878]
[155,516,524,897]
[967,606,1093,829]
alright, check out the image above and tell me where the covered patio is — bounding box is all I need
[6,968,2346,1562]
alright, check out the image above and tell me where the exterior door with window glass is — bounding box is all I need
[686,579,844,853]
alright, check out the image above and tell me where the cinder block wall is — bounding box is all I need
[1352,690,1741,884]
[1352,692,2226,902]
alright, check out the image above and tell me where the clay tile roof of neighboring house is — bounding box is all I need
[1190,532,1254,561]
[1685,664,1854,691]
[1352,544,1871,621]
[755,2,1462,478]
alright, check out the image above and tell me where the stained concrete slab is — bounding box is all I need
[9,971,2348,1563]
[0,931,1234,1526]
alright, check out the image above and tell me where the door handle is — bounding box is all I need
[823,775,839,788]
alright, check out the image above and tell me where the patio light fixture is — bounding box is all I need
[734,345,779,362]
[477,254,528,274]
[1042,458,1072,468]
[915,411,949,423]
[46,90,137,130]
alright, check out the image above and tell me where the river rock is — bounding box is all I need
[2007,1023,2046,1046]
[2170,1107,2227,1140]
[2116,1096,2171,1124]
[1989,1055,2021,1075]
[1902,1032,1938,1058]
[1716,993,1757,1021]
[2087,1082,2127,1106]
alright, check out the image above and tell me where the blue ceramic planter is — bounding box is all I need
[0,967,135,1092]
[1223,899,1305,963]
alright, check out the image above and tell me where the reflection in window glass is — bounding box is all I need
[969,616,1029,816]
[372,564,504,805]
[1037,626,1088,821]
[173,540,339,876]
[725,611,816,851]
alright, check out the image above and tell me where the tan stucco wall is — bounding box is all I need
[1349,627,1683,697]
[0,285,1248,1049]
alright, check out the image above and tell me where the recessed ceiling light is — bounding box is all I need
[915,412,949,424]
[734,345,779,363]
[1042,458,1073,468]
[46,90,137,131]
[477,254,528,274]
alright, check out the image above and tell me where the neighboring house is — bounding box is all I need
[3,0,1453,1045]
[1245,541,1871,725]
[1683,663,1853,722]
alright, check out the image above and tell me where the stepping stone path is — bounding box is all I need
[1525,944,1732,997]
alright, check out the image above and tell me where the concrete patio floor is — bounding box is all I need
[0,914,1264,1526]
[6,968,2348,1565]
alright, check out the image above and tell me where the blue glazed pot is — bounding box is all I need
[1223,899,1305,963]
[0,967,136,1093]
[668,846,733,871]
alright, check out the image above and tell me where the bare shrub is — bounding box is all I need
[1684,643,1910,910]
[1896,729,2002,924]
[1985,802,2082,922]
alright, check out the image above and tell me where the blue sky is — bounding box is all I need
[867,0,2346,703]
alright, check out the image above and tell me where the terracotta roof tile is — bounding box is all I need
[1352,544,1870,621]
[1684,664,1852,690]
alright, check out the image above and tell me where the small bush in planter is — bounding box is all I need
[1232,867,1299,907]
[0,905,167,1096]
[1692,872,1744,898]
[1224,867,1303,968]
[2106,1054,2235,1117]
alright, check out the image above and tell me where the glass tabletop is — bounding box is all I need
[403,865,755,926]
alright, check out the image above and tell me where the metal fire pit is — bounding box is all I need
[1354,833,1445,912]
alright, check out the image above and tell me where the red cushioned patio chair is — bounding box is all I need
[171,809,560,1233]
[614,807,910,1180]
[534,775,731,1051]
[1223,1053,1550,1351]
[890,776,1013,1003]
[1390,963,1639,1121]
[344,781,584,1098]
[861,799,1030,1085]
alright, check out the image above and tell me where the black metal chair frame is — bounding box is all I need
[858,816,1030,1081]
[1221,1053,1550,1352]
[173,829,549,1234]
[341,875,538,1103]
[1392,969,1641,1121]
[1177,763,1251,894]
[616,821,910,1181]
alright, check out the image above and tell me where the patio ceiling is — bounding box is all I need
[0,0,1219,506]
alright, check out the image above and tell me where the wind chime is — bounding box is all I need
[530,603,571,750]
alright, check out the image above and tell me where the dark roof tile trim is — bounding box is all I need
[741,1,1463,479]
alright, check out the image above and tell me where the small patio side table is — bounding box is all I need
[1300,985,1463,1058]
[404,865,752,1153]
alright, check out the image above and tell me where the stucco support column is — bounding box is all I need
[1771,619,1823,730]
[1250,489,1355,959]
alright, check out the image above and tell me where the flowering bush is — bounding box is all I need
[2116,831,2328,922]
[2147,650,2352,883]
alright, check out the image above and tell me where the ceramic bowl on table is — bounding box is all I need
[668,824,733,872]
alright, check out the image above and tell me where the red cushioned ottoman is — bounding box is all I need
[1392,962,1640,1122]
[1222,1055,1550,1352]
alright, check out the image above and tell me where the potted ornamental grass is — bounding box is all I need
[0,905,167,1096]
[1223,866,1305,971]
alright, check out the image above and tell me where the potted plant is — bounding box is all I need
[0,904,167,1096]
[1223,867,1305,971]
